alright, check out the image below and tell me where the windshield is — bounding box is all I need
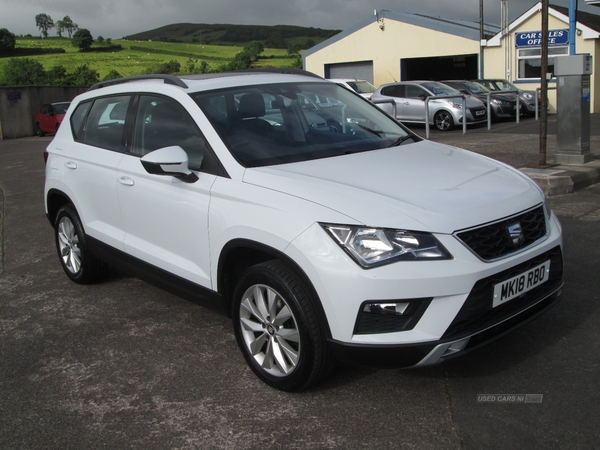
[461,81,487,94]
[495,80,518,91]
[421,82,461,97]
[54,103,70,114]
[347,80,376,94]
[192,82,413,167]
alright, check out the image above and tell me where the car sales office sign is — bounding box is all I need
[515,29,569,47]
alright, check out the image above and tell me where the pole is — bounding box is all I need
[480,0,484,78]
[540,0,549,165]
[569,0,578,55]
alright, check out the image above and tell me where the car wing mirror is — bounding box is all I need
[140,146,198,183]
[418,95,427,101]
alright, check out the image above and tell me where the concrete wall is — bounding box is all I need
[0,86,86,139]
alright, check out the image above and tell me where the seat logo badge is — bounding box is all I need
[508,223,524,246]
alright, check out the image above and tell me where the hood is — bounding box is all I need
[242,140,543,234]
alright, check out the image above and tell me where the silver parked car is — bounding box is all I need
[371,81,487,131]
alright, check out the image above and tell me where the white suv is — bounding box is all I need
[44,71,563,391]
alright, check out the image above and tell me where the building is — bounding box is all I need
[303,2,600,113]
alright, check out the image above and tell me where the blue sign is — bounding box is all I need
[515,29,569,47]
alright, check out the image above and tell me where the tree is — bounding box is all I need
[287,43,301,56]
[102,70,122,82]
[243,41,264,62]
[72,29,93,51]
[2,58,47,85]
[46,65,69,85]
[64,64,99,86]
[35,13,54,38]
[56,16,78,39]
[0,28,16,53]
[158,60,181,74]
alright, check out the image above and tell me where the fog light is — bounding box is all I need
[363,302,410,315]
[354,298,432,335]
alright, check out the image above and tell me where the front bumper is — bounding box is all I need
[328,246,563,368]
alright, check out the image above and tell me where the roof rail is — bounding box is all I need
[87,74,188,91]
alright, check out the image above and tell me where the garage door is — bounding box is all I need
[326,61,374,84]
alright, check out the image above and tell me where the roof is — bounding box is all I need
[303,10,499,60]
[551,4,600,32]
[486,2,600,46]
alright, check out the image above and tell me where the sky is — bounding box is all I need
[1,0,599,39]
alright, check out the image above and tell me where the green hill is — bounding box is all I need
[123,23,340,48]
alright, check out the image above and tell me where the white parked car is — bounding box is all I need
[44,70,563,391]
[329,78,377,100]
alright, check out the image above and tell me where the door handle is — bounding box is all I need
[118,176,135,186]
[65,162,77,169]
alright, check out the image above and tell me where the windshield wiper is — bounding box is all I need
[388,135,417,147]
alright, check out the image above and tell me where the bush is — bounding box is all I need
[1,58,47,85]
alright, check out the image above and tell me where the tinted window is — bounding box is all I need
[381,85,405,97]
[82,95,131,151]
[405,85,427,98]
[132,95,208,170]
[70,100,92,141]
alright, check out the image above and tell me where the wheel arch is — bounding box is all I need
[217,238,332,339]
[46,189,75,227]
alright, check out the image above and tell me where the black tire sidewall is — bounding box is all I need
[232,261,322,391]
[54,205,96,284]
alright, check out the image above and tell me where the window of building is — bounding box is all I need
[517,46,569,80]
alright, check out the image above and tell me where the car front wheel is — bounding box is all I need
[232,261,334,391]
[434,110,455,131]
[54,205,107,284]
[36,123,46,137]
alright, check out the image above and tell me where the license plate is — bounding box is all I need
[492,261,551,308]
[476,110,485,116]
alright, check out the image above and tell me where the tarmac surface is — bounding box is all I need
[1,117,600,449]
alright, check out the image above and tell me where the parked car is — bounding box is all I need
[441,80,518,121]
[44,71,563,391]
[474,79,538,116]
[35,102,70,136]
[329,78,377,100]
[371,81,487,131]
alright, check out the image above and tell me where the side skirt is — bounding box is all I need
[87,236,228,316]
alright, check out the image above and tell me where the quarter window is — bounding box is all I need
[82,95,131,151]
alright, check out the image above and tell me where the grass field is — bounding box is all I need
[1,38,300,79]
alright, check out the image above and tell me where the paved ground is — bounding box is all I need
[1,120,599,449]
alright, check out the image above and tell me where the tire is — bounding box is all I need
[434,110,455,131]
[232,261,335,391]
[36,123,46,137]
[54,205,107,284]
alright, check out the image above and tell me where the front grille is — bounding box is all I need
[455,205,547,261]
[442,246,563,341]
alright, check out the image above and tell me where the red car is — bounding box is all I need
[35,102,70,136]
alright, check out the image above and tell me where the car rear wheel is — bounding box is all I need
[434,110,455,131]
[232,261,335,391]
[54,205,107,284]
[36,123,46,137]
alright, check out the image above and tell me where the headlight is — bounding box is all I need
[522,92,533,99]
[447,101,463,109]
[321,224,452,268]
[491,98,508,106]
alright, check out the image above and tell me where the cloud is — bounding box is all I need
[1,0,598,39]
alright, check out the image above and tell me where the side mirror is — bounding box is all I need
[140,146,198,183]
[418,95,427,101]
